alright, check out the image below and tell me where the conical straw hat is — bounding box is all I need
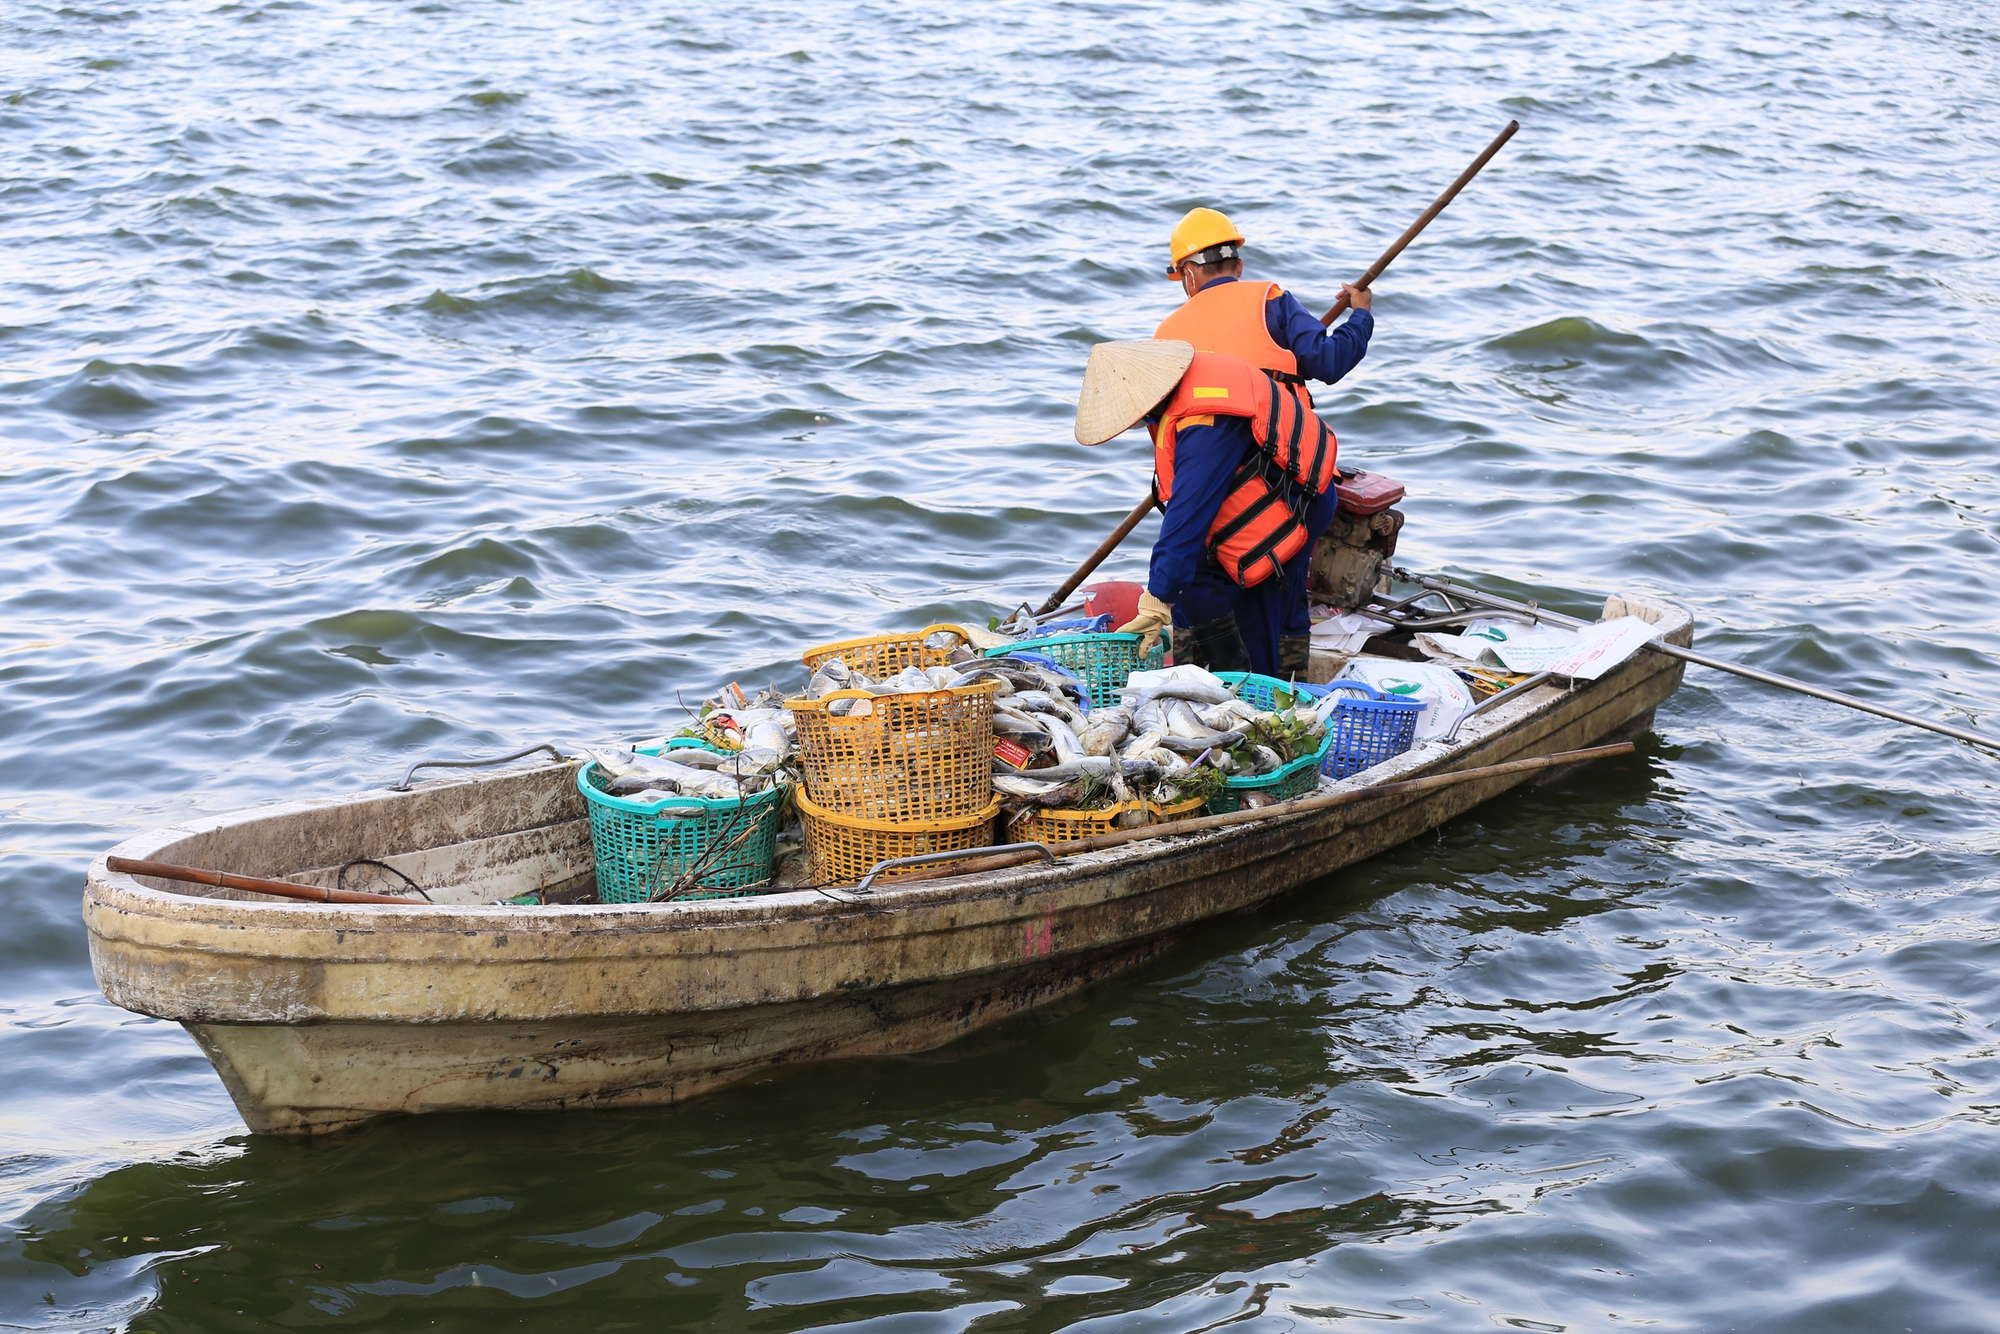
[1074,339,1195,446]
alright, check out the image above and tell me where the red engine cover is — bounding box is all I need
[1335,470,1406,516]
[1080,581,1144,628]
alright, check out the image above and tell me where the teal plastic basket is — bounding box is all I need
[577,742,785,904]
[1205,671,1336,814]
[984,632,1166,708]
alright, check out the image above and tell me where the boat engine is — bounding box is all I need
[1310,470,1406,611]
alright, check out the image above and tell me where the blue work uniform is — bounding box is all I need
[1146,278,1374,674]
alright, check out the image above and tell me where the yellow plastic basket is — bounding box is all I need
[786,682,998,822]
[1008,794,1206,846]
[797,790,1002,886]
[801,623,971,678]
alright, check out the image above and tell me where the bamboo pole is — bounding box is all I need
[1034,492,1158,617]
[1320,119,1519,324]
[877,741,1633,888]
[105,856,425,905]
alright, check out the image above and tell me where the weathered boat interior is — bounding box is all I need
[85,592,1690,1134]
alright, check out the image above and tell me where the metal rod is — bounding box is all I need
[1390,570,2000,756]
[106,856,424,905]
[847,842,1058,895]
[393,742,571,791]
[1320,120,1521,325]
[1657,643,2000,753]
[1377,609,1542,633]
[1445,671,1556,743]
[1035,493,1158,617]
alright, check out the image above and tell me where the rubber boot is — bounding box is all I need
[1181,613,1251,674]
[1279,634,1312,680]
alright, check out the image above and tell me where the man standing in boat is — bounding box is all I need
[1112,208,1374,676]
[1076,333,1342,680]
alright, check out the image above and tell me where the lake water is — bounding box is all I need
[4,0,1999,1329]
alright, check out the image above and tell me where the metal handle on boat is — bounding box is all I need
[850,842,1057,895]
[391,743,572,791]
[1444,672,1558,744]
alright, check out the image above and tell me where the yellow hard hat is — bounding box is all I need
[1167,207,1246,278]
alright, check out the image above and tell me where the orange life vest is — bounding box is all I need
[1148,351,1339,588]
[1154,279,1312,406]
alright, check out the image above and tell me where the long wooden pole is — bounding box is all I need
[1033,491,1158,617]
[1320,119,1519,325]
[879,741,1633,888]
[105,856,425,905]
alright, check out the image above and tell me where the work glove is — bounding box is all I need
[1116,591,1175,657]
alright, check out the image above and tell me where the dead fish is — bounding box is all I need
[804,658,858,698]
[605,775,680,796]
[1076,707,1132,757]
[745,721,789,753]
[999,756,1162,784]
[1129,696,1170,737]
[991,705,1051,738]
[1125,678,1235,707]
[1155,731,1244,755]
[1010,690,1087,728]
[1197,699,1264,731]
[1044,718,1086,765]
[994,773,1066,798]
[1118,726,1165,757]
[1165,699,1229,742]
[584,747,705,782]
[1032,778,1090,810]
[871,666,945,695]
[949,667,1018,696]
[716,746,784,777]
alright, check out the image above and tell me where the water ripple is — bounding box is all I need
[4,0,2000,1329]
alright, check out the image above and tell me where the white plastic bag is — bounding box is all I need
[1418,616,1657,680]
[1334,658,1477,742]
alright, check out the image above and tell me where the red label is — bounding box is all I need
[994,738,1032,769]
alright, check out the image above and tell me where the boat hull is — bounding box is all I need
[183,935,1175,1134]
[85,593,1690,1134]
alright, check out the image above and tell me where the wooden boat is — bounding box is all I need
[83,591,1689,1136]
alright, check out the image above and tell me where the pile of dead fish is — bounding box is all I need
[995,664,1329,815]
[584,687,797,802]
[793,654,1329,818]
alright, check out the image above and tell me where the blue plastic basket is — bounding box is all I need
[984,632,1166,708]
[577,740,785,904]
[1205,672,1337,813]
[1315,681,1424,780]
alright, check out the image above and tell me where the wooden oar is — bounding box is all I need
[105,856,425,905]
[1320,119,1519,325]
[874,741,1634,889]
[1034,492,1158,616]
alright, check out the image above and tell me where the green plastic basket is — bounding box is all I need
[984,631,1167,708]
[1204,671,1336,814]
[577,742,785,904]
